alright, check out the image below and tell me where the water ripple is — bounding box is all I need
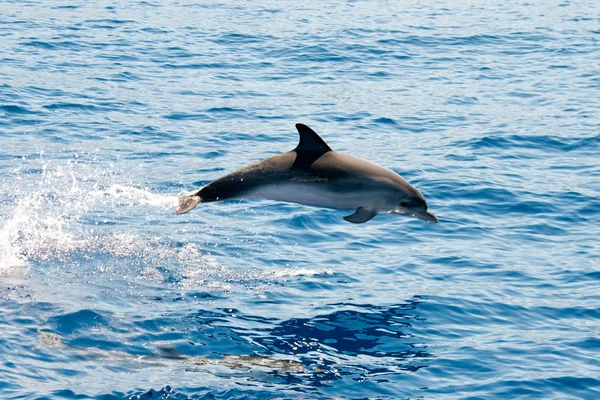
[1,0,599,399]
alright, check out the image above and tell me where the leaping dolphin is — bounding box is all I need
[176,124,438,224]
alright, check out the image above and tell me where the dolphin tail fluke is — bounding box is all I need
[175,195,202,215]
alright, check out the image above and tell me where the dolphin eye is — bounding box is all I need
[400,202,408,207]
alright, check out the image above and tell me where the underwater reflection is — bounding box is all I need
[38,296,430,388]
[248,295,430,384]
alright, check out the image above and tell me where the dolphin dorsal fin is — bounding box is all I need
[294,123,332,154]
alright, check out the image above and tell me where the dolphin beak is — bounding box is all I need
[425,210,439,223]
[412,209,439,223]
[393,207,439,223]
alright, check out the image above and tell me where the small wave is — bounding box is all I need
[210,33,268,45]
[22,41,56,50]
[43,102,101,111]
[454,133,600,153]
[0,105,37,114]
[205,107,247,113]
[372,117,398,125]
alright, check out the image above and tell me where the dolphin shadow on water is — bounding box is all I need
[177,124,438,224]
[251,296,431,386]
[36,297,430,386]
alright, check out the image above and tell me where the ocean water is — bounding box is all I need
[1,0,599,398]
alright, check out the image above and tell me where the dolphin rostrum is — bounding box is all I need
[176,124,438,224]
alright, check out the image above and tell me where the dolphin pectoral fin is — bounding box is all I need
[175,195,201,215]
[343,207,377,224]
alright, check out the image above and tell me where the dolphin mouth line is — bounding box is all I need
[393,208,439,223]
[408,211,440,224]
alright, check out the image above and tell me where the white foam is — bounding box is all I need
[88,184,178,208]
[0,158,328,291]
[0,186,79,269]
[267,268,334,279]
[0,160,178,270]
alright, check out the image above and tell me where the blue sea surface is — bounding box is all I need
[1,1,599,399]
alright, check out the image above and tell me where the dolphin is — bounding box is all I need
[176,124,438,224]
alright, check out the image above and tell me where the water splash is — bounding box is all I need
[0,157,178,270]
[0,157,329,292]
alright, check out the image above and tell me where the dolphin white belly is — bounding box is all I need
[251,183,391,211]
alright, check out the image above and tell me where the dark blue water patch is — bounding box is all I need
[0,378,22,392]
[372,117,397,125]
[255,113,287,120]
[537,305,600,321]
[577,199,600,216]
[22,40,88,51]
[444,153,478,162]
[205,107,246,114]
[368,71,392,77]
[0,105,37,115]
[85,19,136,27]
[21,41,57,50]
[548,64,573,69]
[43,102,102,112]
[579,270,600,282]
[255,300,425,359]
[210,32,273,45]
[568,337,600,351]
[49,309,111,335]
[162,62,227,70]
[139,27,170,35]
